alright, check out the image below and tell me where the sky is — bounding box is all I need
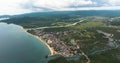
[0,0,120,15]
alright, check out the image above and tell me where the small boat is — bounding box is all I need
[45,55,48,58]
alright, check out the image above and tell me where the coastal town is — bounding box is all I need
[28,29,81,57]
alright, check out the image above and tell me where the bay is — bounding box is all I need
[0,22,50,63]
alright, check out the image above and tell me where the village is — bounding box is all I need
[28,29,81,57]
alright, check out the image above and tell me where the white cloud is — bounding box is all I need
[108,0,120,6]
[0,0,120,15]
[0,0,33,15]
[25,0,96,9]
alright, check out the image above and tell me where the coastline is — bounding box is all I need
[24,29,58,56]
[34,35,58,56]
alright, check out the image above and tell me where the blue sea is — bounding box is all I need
[0,22,50,63]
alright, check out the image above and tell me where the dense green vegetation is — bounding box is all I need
[89,48,120,63]
[52,22,73,26]
[71,21,105,29]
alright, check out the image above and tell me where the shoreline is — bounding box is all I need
[24,29,58,56]
[34,35,58,56]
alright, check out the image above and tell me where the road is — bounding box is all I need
[80,50,91,63]
[25,20,84,30]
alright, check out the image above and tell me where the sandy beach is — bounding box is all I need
[24,29,57,56]
[34,35,58,56]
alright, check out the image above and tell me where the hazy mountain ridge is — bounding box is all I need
[1,10,120,28]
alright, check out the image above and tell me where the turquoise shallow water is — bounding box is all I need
[0,22,50,63]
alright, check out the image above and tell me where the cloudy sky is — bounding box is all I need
[0,0,120,15]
